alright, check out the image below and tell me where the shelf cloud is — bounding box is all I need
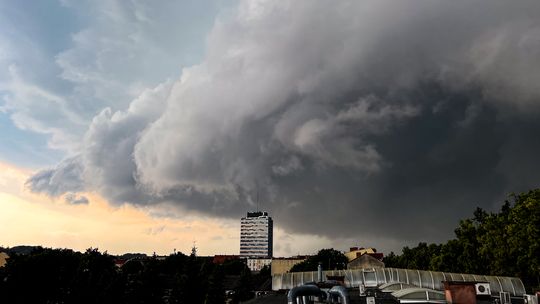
[26,0,540,244]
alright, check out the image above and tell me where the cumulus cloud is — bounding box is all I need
[26,156,84,197]
[80,81,174,205]
[0,0,223,152]
[26,0,540,248]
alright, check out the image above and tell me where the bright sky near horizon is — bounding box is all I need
[1,0,540,256]
[0,0,245,256]
[0,160,341,256]
[0,0,357,257]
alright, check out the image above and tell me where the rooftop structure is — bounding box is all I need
[345,247,379,261]
[347,254,385,270]
[212,255,240,264]
[272,267,526,297]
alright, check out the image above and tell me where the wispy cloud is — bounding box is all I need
[64,192,89,205]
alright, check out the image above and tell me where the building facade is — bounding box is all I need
[270,257,307,275]
[212,255,240,264]
[345,247,378,261]
[246,258,272,272]
[240,211,273,258]
[347,254,385,270]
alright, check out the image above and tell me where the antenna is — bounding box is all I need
[254,179,260,212]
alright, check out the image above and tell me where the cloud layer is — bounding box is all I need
[26,0,540,246]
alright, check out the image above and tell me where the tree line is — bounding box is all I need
[289,248,349,272]
[0,247,270,304]
[383,189,540,292]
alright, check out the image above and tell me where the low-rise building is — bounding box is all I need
[0,252,9,267]
[347,253,385,269]
[345,247,378,261]
[213,255,240,264]
[247,257,272,272]
[271,256,307,275]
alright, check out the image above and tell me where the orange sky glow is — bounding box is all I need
[0,161,243,256]
[0,161,337,256]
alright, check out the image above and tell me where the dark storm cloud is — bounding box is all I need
[27,0,540,245]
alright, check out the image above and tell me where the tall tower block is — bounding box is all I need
[239,211,273,258]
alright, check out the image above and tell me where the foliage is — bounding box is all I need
[383,189,540,292]
[290,248,348,272]
[232,267,254,303]
[0,247,262,304]
[205,266,225,304]
[221,258,248,275]
[258,264,270,277]
[0,247,82,303]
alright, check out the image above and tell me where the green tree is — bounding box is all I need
[222,258,247,275]
[290,248,348,272]
[70,248,119,304]
[258,264,270,278]
[232,267,253,303]
[385,189,540,292]
[382,251,401,268]
[0,247,82,303]
[502,190,540,290]
[172,255,209,304]
[388,243,441,271]
[205,265,225,304]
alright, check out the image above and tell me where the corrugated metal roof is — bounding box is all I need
[379,282,418,291]
[272,267,526,296]
[392,287,445,300]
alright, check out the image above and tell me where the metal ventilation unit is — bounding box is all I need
[475,283,491,296]
[524,294,539,304]
[499,291,511,304]
[362,269,378,288]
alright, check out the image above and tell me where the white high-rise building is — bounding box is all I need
[240,211,273,258]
